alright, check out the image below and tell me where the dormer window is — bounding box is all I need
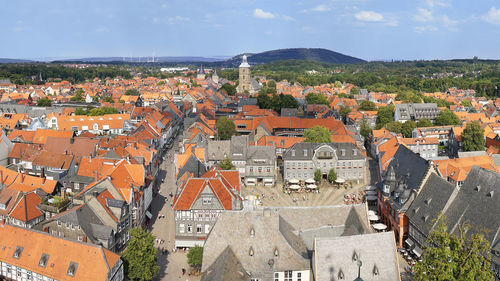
[291,150,295,157]
[352,251,358,261]
[67,262,78,277]
[304,150,307,157]
[338,269,344,280]
[13,246,23,259]
[353,149,357,156]
[39,254,49,268]
[274,248,279,257]
[373,265,379,275]
[250,227,255,238]
[474,185,480,192]
[424,198,431,205]
[249,247,254,257]
[488,191,494,198]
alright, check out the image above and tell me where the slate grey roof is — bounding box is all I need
[280,108,297,117]
[90,223,114,240]
[177,155,207,179]
[385,145,430,193]
[230,135,249,161]
[314,232,400,281]
[395,103,440,121]
[201,246,248,281]
[407,173,458,238]
[246,145,275,165]
[492,154,500,167]
[207,140,230,162]
[237,98,257,108]
[442,166,500,265]
[282,143,365,161]
[202,205,372,280]
[457,151,487,158]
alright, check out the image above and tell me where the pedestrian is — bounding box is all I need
[182,268,186,275]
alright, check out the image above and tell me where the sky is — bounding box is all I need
[2,0,500,61]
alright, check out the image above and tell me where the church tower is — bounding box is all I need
[197,65,206,80]
[212,68,219,84]
[237,55,251,94]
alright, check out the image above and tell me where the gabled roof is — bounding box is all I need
[9,192,43,222]
[33,129,74,145]
[0,224,121,281]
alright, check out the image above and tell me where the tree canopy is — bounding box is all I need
[121,227,159,281]
[70,92,84,102]
[414,216,494,281]
[125,89,141,96]
[328,168,337,183]
[461,121,485,151]
[216,116,236,140]
[304,125,332,143]
[358,100,377,111]
[187,246,204,272]
[360,119,372,139]
[257,92,298,113]
[417,118,433,128]
[376,105,394,127]
[306,93,329,106]
[314,170,322,182]
[401,121,417,137]
[385,121,403,134]
[435,109,461,126]
[218,158,235,170]
[220,83,236,96]
[75,106,119,116]
[36,97,51,107]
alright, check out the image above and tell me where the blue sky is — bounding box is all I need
[2,0,500,60]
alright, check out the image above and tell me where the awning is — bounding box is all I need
[365,190,377,196]
[335,178,345,184]
[368,210,377,216]
[289,184,301,190]
[405,238,415,248]
[369,214,380,221]
[289,179,299,184]
[372,223,387,230]
[305,178,316,184]
[175,239,205,248]
[263,178,274,183]
[146,211,153,220]
[246,178,257,183]
[366,195,378,201]
[412,246,423,257]
[306,184,317,189]
[365,185,377,191]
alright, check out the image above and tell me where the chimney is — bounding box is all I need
[61,188,66,199]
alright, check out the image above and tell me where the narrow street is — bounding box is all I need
[147,134,201,281]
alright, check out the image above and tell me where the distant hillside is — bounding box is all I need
[0,58,35,64]
[52,56,226,63]
[223,48,365,67]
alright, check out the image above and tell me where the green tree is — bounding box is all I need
[122,227,159,281]
[358,100,377,111]
[401,121,417,137]
[340,107,351,123]
[102,95,114,103]
[216,116,236,140]
[376,105,394,126]
[328,168,337,183]
[385,121,403,134]
[37,97,51,107]
[435,109,461,126]
[461,100,471,107]
[306,93,329,106]
[461,121,484,151]
[280,94,298,109]
[220,83,236,96]
[304,126,332,143]
[314,170,322,182]
[414,216,494,281]
[70,92,84,102]
[350,86,359,95]
[187,246,204,272]
[125,89,140,96]
[334,81,342,88]
[218,158,235,170]
[74,107,87,115]
[417,118,433,127]
[360,119,371,139]
[257,92,271,109]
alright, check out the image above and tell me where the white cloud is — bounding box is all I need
[312,4,331,12]
[425,0,449,8]
[414,25,438,33]
[441,15,458,27]
[282,15,295,21]
[414,8,434,22]
[167,16,190,24]
[254,8,275,19]
[355,11,384,22]
[483,7,500,25]
[384,19,399,27]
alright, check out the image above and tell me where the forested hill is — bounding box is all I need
[224,48,365,66]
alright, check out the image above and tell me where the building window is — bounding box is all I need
[258,167,262,173]
[297,272,302,281]
[179,224,185,233]
[205,224,210,234]
[284,270,292,281]
[249,167,254,173]
[266,167,271,173]
[187,224,192,233]
[196,225,202,234]
[274,272,279,281]
[203,197,212,205]
[291,150,295,156]
[57,221,62,227]
[77,236,83,242]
